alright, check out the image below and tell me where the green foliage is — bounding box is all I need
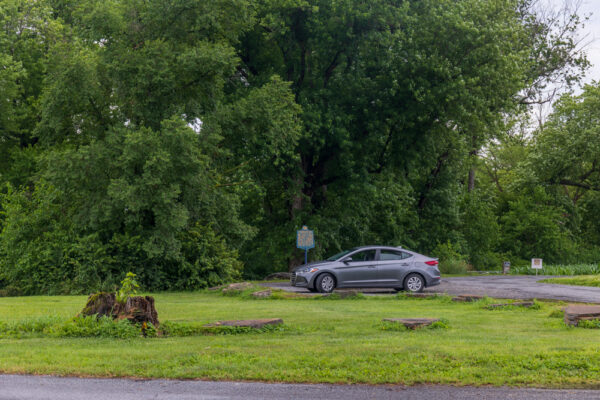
[431,241,469,274]
[0,315,141,339]
[116,272,139,305]
[548,310,564,318]
[514,264,600,276]
[160,321,286,336]
[576,319,600,330]
[0,0,595,290]
[0,316,285,338]
[499,187,572,264]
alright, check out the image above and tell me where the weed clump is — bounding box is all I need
[576,319,600,329]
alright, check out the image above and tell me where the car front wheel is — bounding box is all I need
[315,273,336,293]
[404,273,424,293]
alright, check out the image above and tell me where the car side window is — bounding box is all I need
[379,250,413,261]
[349,250,376,262]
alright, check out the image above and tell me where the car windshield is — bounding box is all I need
[326,249,355,261]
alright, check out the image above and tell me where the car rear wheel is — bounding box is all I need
[404,273,424,293]
[315,273,336,293]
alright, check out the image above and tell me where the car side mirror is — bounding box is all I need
[343,257,353,263]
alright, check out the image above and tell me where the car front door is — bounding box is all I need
[336,249,378,287]
[376,249,413,286]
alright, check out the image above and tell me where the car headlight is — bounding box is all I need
[299,267,319,273]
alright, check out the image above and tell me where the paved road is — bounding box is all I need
[1,374,599,400]
[426,275,600,303]
[264,275,600,303]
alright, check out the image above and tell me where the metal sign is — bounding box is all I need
[503,261,511,268]
[531,258,543,269]
[503,261,510,274]
[296,226,315,250]
[296,226,314,266]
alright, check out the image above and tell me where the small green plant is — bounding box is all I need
[159,321,287,336]
[116,272,140,305]
[548,309,563,318]
[432,241,469,274]
[577,319,600,329]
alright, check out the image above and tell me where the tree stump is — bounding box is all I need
[486,301,534,309]
[79,292,116,318]
[452,294,484,302]
[563,305,600,326]
[204,319,283,328]
[80,293,159,328]
[114,296,160,328]
[383,318,440,329]
[251,290,272,298]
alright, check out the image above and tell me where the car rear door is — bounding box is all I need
[336,249,378,287]
[376,249,413,286]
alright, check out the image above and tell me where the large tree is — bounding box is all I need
[227,0,587,273]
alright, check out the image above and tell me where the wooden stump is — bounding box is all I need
[563,305,600,326]
[452,294,484,302]
[80,293,159,328]
[221,282,254,294]
[383,318,440,329]
[204,319,283,328]
[114,296,160,328]
[80,292,116,318]
[486,301,534,309]
[251,290,272,298]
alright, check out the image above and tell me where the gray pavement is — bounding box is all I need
[427,275,600,303]
[1,374,599,400]
[264,275,600,303]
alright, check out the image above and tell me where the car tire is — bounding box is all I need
[403,273,424,293]
[315,273,336,293]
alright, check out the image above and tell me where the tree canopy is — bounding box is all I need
[0,0,596,293]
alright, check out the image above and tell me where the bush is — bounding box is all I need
[432,241,468,274]
[0,316,143,339]
[511,263,600,276]
[0,285,23,297]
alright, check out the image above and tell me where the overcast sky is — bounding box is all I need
[549,0,600,88]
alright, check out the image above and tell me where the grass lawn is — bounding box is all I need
[1,291,600,387]
[540,275,600,287]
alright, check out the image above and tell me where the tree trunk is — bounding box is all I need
[468,167,476,192]
[80,293,159,328]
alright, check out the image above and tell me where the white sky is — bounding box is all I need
[549,0,600,87]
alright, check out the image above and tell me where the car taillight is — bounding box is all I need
[425,260,438,266]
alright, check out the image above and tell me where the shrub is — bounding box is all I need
[432,241,468,274]
[577,319,600,329]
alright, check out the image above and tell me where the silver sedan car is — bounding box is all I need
[291,246,441,293]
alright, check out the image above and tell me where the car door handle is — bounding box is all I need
[401,263,409,266]
[368,265,376,268]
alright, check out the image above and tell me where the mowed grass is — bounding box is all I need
[541,275,600,287]
[1,292,600,387]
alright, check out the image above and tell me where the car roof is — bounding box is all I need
[352,245,408,252]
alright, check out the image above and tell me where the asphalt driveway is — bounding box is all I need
[264,275,600,303]
[1,374,599,400]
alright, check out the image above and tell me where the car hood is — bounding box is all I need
[292,261,332,272]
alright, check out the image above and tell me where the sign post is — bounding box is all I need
[531,258,543,276]
[503,261,510,275]
[296,226,315,265]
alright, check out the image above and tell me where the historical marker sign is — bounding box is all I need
[296,226,314,265]
[296,226,315,250]
[531,258,543,269]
